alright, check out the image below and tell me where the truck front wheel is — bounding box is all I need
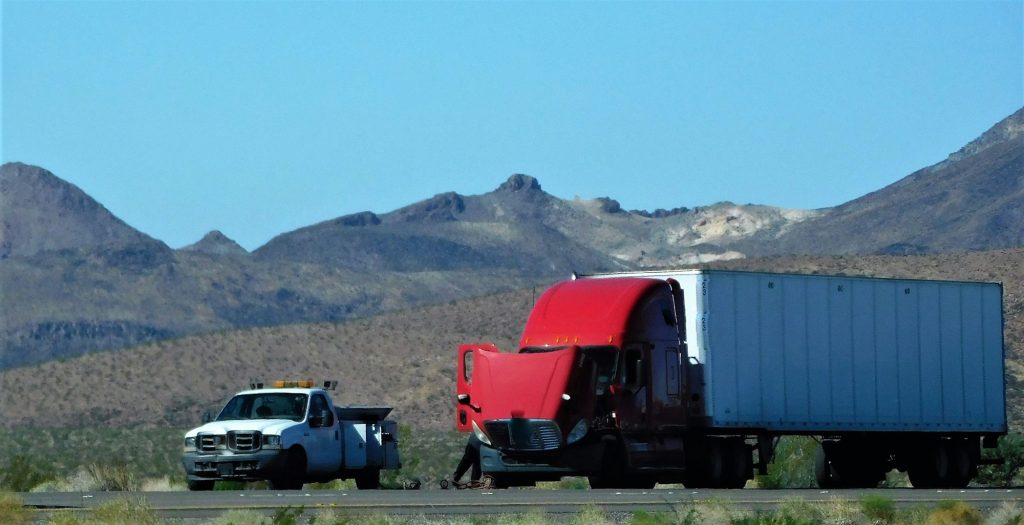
[187,479,215,491]
[355,469,380,490]
[269,448,306,490]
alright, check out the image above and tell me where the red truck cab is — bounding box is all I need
[456,277,707,487]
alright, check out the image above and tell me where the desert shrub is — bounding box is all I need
[860,494,896,524]
[269,506,305,525]
[756,437,818,489]
[43,511,88,525]
[495,510,549,525]
[774,499,824,524]
[629,510,675,525]
[536,477,588,490]
[568,505,611,525]
[924,500,983,525]
[984,501,1023,525]
[818,498,862,525]
[89,497,159,525]
[0,454,55,491]
[0,493,31,525]
[977,433,1024,487]
[206,509,270,525]
[86,463,138,491]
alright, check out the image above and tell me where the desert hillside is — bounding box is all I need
[2,249,1021,432]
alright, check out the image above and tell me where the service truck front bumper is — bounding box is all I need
[181,450,289,482]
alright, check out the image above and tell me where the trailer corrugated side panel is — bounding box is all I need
[699,271,1005,433]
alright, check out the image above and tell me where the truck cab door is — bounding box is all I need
[304,393,342,475]
[616,343,650,432]
[456,343,498,432]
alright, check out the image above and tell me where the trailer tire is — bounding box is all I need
[815,444,836,489]
[947,440,973,488]
[908,441,949,489]
[355,469,380,490]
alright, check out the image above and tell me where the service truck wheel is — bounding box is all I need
[187,479,215,491]
[269,448,306,490]
[355,469,380,490]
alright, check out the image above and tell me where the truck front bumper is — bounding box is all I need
[480,445,576,482]
[181,449,289,482]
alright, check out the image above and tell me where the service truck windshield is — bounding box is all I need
[217,393,309,422]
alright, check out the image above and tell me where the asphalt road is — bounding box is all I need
[20,488,1024,520]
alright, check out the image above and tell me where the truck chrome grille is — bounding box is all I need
[485,419,562,451]
[198,433,223,452]
[228,431,261,452]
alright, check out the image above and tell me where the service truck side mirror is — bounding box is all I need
[308,409,332,428]
[457,393,471,405]
[202,411,212,424]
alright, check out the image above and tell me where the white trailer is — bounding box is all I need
[585,269,1005,487]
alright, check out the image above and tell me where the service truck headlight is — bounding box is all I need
[262,435,282,449]
[566,419,588,445]
[471,420,491,446]
[183,437,196,452]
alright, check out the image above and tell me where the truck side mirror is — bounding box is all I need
[457,393,471,405]
[309,409,331,428]
[202,411,212,424]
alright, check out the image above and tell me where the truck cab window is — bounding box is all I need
[623,346,645,387]
[463,351,473,384]
[581,346,618,394]
[310,394,333,425]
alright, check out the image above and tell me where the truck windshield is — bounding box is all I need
[520,345,619,393]
[217,393,309,422]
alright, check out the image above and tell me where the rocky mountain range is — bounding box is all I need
[1,107,1021,368]
[761,107,1024,255]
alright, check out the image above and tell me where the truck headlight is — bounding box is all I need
[183,437,196,452]
[471,420,491,446]
[263,435,282,449]
[566,419,588,444]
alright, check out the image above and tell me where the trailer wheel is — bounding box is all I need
[908,441,949,489]
[356,468,380,489]
[947,440,973,488]
[815,444,836,489]
[355,469,380,490]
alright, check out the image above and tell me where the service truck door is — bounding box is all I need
[456,344,498,432]
[304,393,342,474]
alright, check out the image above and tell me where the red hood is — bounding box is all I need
[471,347,578,422]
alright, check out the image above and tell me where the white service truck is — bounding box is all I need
[181,380,400,490]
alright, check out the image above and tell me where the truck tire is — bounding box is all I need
[721,438,751,489]
[355,469,380,490]
[269,448,306,490]
[815,444,836,489]
[908,441,949,489]
[187,479,215,491]
[947,440,973,488]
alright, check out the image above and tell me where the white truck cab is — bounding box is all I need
[181,380,400,490]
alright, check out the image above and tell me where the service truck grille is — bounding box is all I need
[228,431,261,452]
[485,419,562,451]
[198,433,224,452]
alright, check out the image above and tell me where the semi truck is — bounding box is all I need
[456,270,1005,489]
[182,380,400,490]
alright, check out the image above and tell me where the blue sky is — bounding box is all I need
[3,1,1022,250]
